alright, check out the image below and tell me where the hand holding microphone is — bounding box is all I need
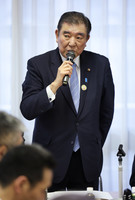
[50,51,75,94]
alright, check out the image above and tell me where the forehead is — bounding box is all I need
[60,22,87,35]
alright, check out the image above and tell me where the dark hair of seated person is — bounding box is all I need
[0,144,55,187]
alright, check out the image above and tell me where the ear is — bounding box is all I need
[13,176,30,194]
[55,29,59,43]
[0,145,8,161]
[86,35,90,42]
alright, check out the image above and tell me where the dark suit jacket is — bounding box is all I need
[20,48,114,183]
[130,156,135,187]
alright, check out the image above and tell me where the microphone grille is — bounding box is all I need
[66,50,75,60]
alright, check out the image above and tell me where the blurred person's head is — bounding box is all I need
[0,111,25,160]
[0,144,55,200]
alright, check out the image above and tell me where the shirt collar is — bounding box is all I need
[60,52,80,68]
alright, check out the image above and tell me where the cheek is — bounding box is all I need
[77,45,85,55]
[44,171,53,188]
[17,136,24,145]
[58,38,68,48]
[79,42,86,48]
[29,190,45,200]
[77,43,86,52]
[45,175,53,187]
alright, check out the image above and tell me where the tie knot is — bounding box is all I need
[72,63,76,69]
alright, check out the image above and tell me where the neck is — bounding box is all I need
[0,186,14,200]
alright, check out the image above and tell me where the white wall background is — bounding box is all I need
[0,0,135,192]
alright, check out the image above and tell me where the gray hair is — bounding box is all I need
[0,111,26,148]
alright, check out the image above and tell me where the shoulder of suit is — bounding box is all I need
[28,48,58,63]
[83,50,109,62]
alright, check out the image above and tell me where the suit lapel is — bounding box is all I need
[60,84,77,115]
[78,51,94,117]
[50,48,77,115]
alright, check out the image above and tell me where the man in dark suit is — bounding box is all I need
[20,11,114,191]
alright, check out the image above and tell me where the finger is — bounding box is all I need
[63,64,73,70]
[62,69,72,76]
[63,60,73,66]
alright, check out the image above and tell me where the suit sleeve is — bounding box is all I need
[100,58,115,146]
[130,156,135,187]
[20,59,53,120]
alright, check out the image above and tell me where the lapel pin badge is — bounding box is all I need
[85,78,88,83]
[81,84,87,91]
[87,68,91,72]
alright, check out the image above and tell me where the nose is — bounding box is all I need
[69,37,76,47]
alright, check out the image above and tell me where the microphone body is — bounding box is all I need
[63,51,75,86]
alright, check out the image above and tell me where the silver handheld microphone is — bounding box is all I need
[62,50,75,86]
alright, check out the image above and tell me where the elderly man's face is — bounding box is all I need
[55,22,90,58]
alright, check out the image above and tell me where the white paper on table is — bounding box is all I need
[93,191,113,199]
[47,190,113,200]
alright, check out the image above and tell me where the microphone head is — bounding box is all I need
[66,50,75,62]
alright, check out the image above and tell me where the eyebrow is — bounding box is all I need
[63,31,70,34]
[63,31,85,36]
[77,33,85,36]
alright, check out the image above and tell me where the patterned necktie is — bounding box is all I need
[70,63,80,152]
